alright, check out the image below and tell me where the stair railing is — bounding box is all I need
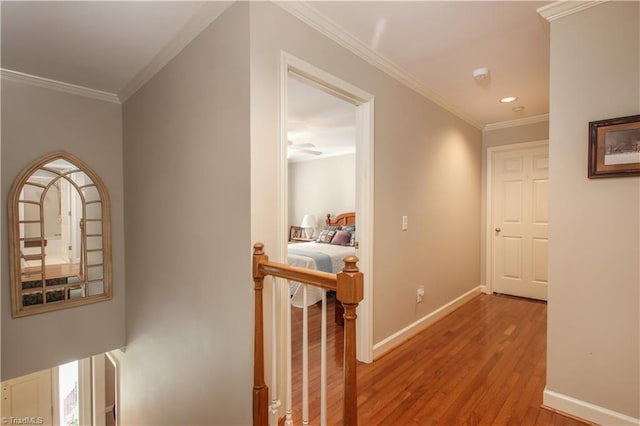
[252,243,363,425]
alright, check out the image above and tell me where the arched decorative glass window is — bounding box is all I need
[8,152,112,317]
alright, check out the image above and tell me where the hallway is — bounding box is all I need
[291,293,589,425]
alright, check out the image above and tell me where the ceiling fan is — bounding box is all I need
[287,140,322,156]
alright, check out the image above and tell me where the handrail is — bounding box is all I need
[260,261,338,290]
[252,242,363,426]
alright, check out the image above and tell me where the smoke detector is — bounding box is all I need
[472,67,490,80]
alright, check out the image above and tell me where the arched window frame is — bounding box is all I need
[8,151,112,317]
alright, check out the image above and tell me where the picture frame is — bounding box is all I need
[289,225,303,241]
[588,114,640,178]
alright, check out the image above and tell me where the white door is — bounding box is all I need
[492,144,549,300]
[1,369,54,425]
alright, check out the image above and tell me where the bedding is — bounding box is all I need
[288,247,333,273]
[288,241,356,307]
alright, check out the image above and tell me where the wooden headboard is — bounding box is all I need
[326,212,356,227]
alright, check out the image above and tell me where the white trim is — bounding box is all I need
[543,389,640,426]
[354,98,374,364]
[283,52,373,104]
[118,2,232,102]
[279,53,289,265]
[105,352,120,426]
[277,52,290,423]
[276,2,483,130]
[485,140,549,296]
[52,368,61,426]
[0,2,231,105]
[79,358,92,426]
[0,68,120,104]
[537,1,609,22]
[280,52,375,364]
[483,113,549,132]
[92,354,106,426]
[373,286,482,359]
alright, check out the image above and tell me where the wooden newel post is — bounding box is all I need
[337,256,364,426]
[252,243,269,426]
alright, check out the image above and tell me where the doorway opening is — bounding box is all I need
[1,353,118,426]
[58,361,79,426]
[280,52,374,363]
[286,74,357,310]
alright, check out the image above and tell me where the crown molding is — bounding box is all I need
[276,1,484,130]
[118,2,232,103]
[483,113,549,132]
[537,1,609,22]
[2,2,231,105]
[1,68,121,104]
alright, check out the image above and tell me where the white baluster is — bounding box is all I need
[320,291,327,426]
[302,285,309,425]
[270,279,280,424]
[285,281,293,426]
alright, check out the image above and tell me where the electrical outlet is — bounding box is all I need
[416,286,425,303]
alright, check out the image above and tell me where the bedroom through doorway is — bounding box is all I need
[280,53,374,364]
[286,74,357,309]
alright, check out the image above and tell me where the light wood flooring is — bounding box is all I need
[289,293,590,425]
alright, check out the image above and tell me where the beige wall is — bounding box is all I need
[483,121,549,150]
[249,2,481,345]
[480,121,549,287]
[288,154,356,232]
[119,4,252,425]
[546,2,639,421]
[1,80,126,381]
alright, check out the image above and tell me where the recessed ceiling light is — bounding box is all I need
[500,96,518,103]
[512,106,525,113]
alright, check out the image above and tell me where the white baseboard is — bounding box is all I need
[543,389,640,426]
[372,286,482,359]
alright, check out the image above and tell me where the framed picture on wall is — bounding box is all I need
[588,114,640,178]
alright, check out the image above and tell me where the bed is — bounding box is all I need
[288,212,356,321]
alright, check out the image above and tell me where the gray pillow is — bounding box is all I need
[331,230,351,246]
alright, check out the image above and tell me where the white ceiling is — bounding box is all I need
[1,1,551,130]
[1,1,210,94]
[287,76,356,163]
[306,1,550,126]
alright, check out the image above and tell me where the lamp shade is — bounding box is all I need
[300,215,316,229]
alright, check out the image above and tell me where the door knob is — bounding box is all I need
[495,227,501,233]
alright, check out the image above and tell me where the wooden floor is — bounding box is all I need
[290,293,590,425]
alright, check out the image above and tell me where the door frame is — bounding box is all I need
[52,358,92,426]
[485,139,549,295]
[279,51,374,363]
